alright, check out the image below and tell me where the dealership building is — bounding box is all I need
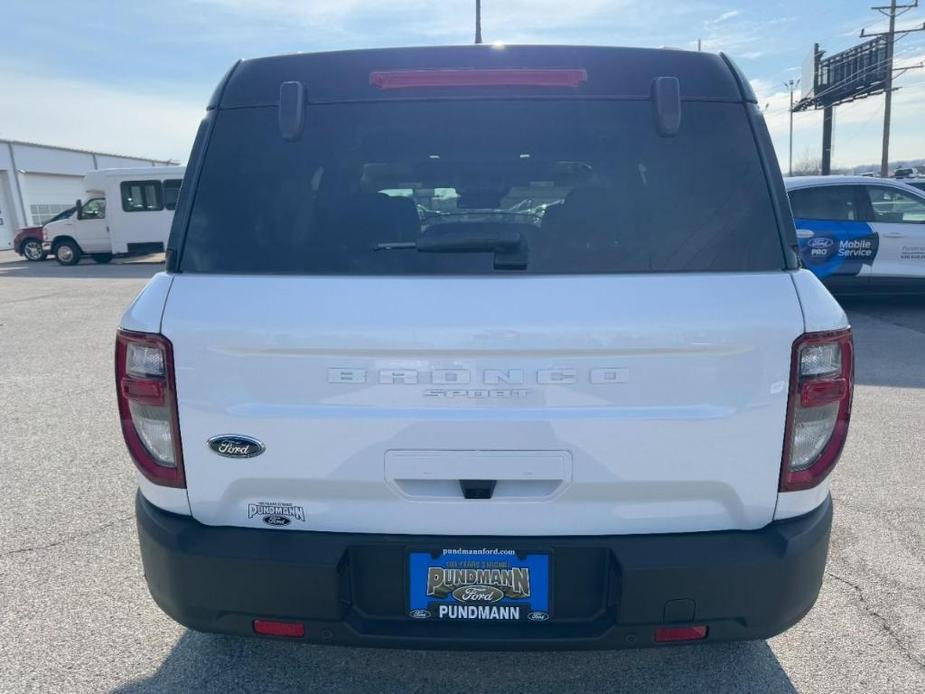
[0,139,174,250]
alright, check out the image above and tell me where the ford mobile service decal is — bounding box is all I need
[796,219,879,278]
[408,548,550,622]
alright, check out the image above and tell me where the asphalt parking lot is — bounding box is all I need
[0,252,923,694]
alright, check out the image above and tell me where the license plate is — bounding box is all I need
[407,548,551,622]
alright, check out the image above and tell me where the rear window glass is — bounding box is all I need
[180,100,783,274]
[788,186,860,221]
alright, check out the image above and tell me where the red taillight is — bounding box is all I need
[780,329,854,492]
[654,625,708,643]
[800,377,848,408]
[120,377,165,405]
[253,619,305,638]
[369,68,588,90]
[115,329,185,487]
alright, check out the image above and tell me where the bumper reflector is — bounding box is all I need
[253,619,305,638]
[654,625,708,643]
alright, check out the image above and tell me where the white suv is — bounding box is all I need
[117,45,853,648]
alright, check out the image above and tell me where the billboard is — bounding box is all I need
[799,37,890,110]
[801,46,818,101]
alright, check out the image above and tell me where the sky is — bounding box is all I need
[1,0,923,170]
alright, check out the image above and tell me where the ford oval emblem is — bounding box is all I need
[527,611,550,622]
[263,515,291,527]
[451,585,505,604]
[808,237,834,249]
[409,609,431,619]
[207,435,265,459]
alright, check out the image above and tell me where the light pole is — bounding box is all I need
[475,0,482,44]
[784,79,800,177]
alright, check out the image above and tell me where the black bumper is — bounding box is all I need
[136,492,832,650]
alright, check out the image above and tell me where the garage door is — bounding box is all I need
[22,173,84,225]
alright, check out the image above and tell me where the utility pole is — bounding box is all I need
[822,107,834,175]
[860,1,925,177]
[784,79,800,176]
[475,0,483,44]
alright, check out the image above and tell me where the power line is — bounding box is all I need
[768,41,922,103]
[787,2,924,176]
[861,0,925,175]
[802,30,921,77]
[804,34,918,105]
[760,43,922,121]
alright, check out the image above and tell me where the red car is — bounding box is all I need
[13,207,75,261]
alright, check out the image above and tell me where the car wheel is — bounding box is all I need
[92,253,114,264]
[54,240,81,266]
[22,239,47,262]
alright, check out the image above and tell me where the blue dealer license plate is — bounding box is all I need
[408,548,550,622]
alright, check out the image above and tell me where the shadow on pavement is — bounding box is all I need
[0,254,163,280]
[838,294,925,389]
[114,631,796,694]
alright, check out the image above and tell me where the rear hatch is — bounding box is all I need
[164,48,804,535]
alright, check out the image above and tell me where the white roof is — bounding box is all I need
[85,165,185,178]
[783,175,925,194]
[0,137,176,164]
[83,166,185,192]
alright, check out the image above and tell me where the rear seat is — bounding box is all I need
[313,192,420,271]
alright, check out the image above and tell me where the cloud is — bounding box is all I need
[0,62,201,162]
[695,10,781,60]
[184,0,726,50]
[189,0,640,44]
[710,10,741,24]
[3,0,918,169]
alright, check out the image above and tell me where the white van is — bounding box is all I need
[44,166,185,265]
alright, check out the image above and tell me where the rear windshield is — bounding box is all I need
[180,100,783,274]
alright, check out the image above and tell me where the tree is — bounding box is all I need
[791,148,822,176]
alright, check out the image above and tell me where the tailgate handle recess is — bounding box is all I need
[385,450,572,500]
[459,479,497,500]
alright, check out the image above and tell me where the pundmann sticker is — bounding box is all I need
[247,502,305,522]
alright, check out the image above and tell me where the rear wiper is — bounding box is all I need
[375,227,528,269]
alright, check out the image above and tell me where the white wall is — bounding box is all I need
[13,143,96,177]
[0,143,26,231]
[0,172,17,249]
[97,154,155,168]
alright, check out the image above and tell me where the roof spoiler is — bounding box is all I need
[279,81,307,141]
[651,76,681,137]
